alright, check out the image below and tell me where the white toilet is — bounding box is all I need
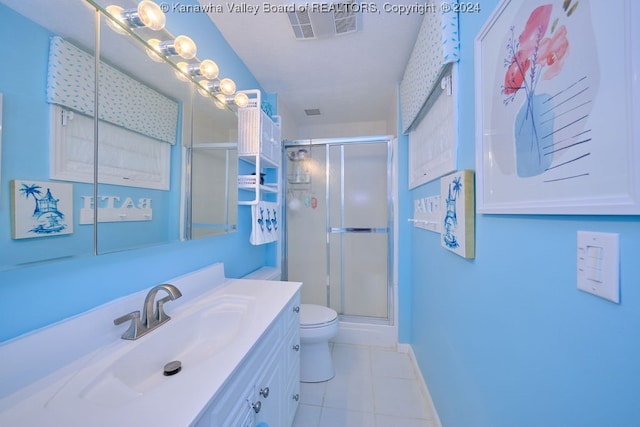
[299,303,339,383]
[242,268,339,383]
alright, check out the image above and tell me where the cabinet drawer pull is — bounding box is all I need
[259,387,270,398]
[292,344,300,351]
[293,305,300,313]
[292,393,300,401]
[252,401,262,414]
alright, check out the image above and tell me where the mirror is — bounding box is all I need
[0,0,96,269]
[189,93,239,239]
[0,0,238,270]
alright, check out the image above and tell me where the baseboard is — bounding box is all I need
[332,321,397,348]
[405,344,443,427]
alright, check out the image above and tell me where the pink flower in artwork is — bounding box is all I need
[504,50,531,95]
[537,25,570,80]
[518,4,552,53]
[502,4,570,101]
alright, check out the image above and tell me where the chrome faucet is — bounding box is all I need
[114,284,183,340]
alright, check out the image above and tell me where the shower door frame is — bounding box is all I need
[283,136,394,325]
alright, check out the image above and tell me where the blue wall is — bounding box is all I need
[404,3,640,426]
[0,2,271,342]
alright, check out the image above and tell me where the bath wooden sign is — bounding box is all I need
[79,195,153,224]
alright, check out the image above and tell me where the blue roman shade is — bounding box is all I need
[46,36,178,145]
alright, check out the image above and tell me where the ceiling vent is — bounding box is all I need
[287,0,360,40]
[304,108,322,116]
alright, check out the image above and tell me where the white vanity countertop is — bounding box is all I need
[0,264,301,426]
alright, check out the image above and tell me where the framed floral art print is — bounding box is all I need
[475,0,640,214]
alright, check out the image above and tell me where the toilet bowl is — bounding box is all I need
[299,304,339,383]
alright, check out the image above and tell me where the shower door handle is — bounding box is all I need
[329,227,388,234]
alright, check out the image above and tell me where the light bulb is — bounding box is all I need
[197,80,212,97]
[109,1,166,32]
[199,60,219,80]
[137,1,166,31]
[219,78,236,96]
[234,92,249,108]
[105,5,127,35]
[174,62,191,82]
[214,93,228,109]
[145,38,164,63]
[173,35,197,59]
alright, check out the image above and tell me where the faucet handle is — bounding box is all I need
[114,311,142,340]
[155,295,174,324]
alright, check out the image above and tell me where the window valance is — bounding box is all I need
[400,3,460,133]
[46,36,178,145]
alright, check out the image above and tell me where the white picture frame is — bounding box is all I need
[475,0,640,214]
[441,170,475,259]
[11,180,74,239]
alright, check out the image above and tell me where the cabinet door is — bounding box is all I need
[255,353,282,426]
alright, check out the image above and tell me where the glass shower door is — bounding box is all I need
[327,142,390,320]
[285,138,392,323]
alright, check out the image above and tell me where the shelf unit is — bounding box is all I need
[237,90,281,206]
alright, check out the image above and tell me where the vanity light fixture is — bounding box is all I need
[101,2,242,110]
[157,35,197,60]
[198,80,247,108]
[105,1,166,34]
[213,92,250,109]
[145,35,197,62]
[175,59,219,81]
[198,78,237,96]
[233,92,250,108]
[197,79,213,97]
[219,78,236,96]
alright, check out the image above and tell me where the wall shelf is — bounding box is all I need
[237,90,282,206]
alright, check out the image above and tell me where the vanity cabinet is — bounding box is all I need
[237,90,282,206]
[193,291,300,427]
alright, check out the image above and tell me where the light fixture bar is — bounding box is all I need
[101,0,241,110]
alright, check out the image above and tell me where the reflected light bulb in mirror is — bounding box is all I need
[174,62,191,82]
[145,38,165,62]
[219,78,236,96]
[197,80,212,97]
[215,93,228,109]
[137,0,166,31]
[234,92,249,108]
[173,35,197,59]
[199,60,219,80]
[105,5,127,35]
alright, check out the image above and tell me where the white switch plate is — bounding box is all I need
[577,231,620,303]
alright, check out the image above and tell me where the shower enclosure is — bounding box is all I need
[284,136,393,324]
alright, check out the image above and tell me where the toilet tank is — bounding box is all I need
[242,266,281,280]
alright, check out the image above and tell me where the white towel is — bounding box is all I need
[250,201,279,245]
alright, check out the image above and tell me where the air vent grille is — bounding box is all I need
[287,10,315,39]
[304,108,322,116]
[333,1,358,35]
[287,1,360,40]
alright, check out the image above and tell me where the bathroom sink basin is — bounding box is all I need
[52,295,255,409]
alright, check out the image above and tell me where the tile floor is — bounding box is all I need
[292,343,439,427]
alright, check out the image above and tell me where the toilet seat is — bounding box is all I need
[300,304,338,328]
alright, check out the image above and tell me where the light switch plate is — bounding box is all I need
[577,231,620,303]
